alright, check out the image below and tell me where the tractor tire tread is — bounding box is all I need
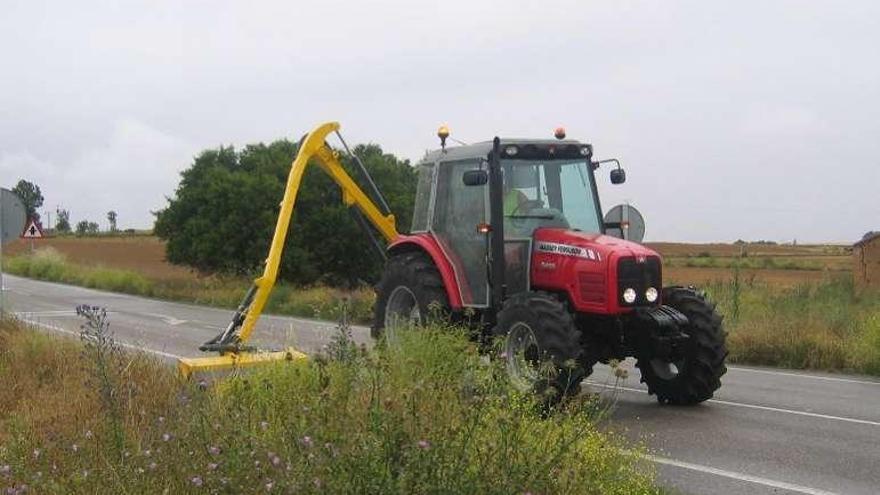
[637,286,727,405]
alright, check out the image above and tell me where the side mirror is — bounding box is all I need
[610,168,626,184]
[463,170,488,186]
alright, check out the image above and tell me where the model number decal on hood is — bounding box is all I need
[536,242,601,261]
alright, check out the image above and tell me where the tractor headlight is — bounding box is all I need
[504,145,518,156]
[623,288,637,304]
[645,287,658,303]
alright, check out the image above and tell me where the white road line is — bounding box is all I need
[4,274,369,332]
[587,382,880,427]
[13,310,82,317]
[728,365,880,386]
[17,317,183,360]
[648,455,839,495]
[708,398,880,427]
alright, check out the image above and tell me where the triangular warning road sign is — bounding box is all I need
[21,219,43,239]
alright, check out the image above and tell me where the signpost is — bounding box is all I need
[0,188,28,316]
[21,217,43,252]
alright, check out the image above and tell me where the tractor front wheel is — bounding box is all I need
[637,287,727,405]
[493,292,589,403]
[372,251,449,340]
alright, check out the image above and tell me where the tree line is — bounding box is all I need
[154,140,418,287]
[9,179,120,236]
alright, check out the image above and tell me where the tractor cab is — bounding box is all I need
[407,135,641,311]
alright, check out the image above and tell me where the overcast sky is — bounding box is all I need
[2,0,878,242]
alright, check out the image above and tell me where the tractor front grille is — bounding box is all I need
[617,256,662,306]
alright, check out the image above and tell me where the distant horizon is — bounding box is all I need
[13,224,865,247]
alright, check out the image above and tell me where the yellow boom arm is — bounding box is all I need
[178,121,398,377]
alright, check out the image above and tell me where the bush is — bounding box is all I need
[0,319,659,494]
[154,140,418,286]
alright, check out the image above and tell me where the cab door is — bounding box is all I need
[430,159,489,307]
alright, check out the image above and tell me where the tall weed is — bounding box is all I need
[0,318,659,494]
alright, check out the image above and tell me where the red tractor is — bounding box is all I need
[373,131,727,404]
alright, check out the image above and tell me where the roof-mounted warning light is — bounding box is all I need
[438,125,450,150]
[554,126,566,140]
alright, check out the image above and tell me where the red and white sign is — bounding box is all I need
[21,219,43,239]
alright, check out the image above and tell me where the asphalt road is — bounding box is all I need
[4,274,880,495]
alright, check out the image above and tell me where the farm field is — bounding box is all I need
[645,241,852,286]
[7,236,854,288]
[5,235,193,282]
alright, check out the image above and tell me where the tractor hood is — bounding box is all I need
[530,228,662,314]
[533,228,660,261]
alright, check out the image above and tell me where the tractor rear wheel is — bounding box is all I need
[637,287,727,405]
[372,251,449,340]
[493,292,589,403]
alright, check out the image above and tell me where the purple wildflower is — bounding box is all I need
[417,440,430,450]
[300,436,313,448]
[162,433,172,442]
[190,476,204,487]
[208,446,221,456]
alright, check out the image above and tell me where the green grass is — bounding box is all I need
[3,248,375,323]
[702,276,880,375]
[0,318,660,494]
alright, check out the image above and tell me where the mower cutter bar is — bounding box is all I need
[177,347,308,378]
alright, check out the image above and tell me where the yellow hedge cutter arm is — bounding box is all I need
[177,122,399,377]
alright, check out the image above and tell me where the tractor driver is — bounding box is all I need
[503,168,528,216]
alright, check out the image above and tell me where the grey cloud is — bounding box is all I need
[2,0,878,241]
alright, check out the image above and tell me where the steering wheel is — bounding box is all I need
[509,199,544,216]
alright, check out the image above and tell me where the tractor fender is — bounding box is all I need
[387,234,464,310]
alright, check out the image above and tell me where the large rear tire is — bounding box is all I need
[493,292,589,403]
[372,251,450,340]
[637,287,727,405]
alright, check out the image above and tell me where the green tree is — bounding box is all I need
[76,220,100,236]
[12,179,43,222]
[154,140,417,286]
[107,210,118,232]
[56,208,71,233]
